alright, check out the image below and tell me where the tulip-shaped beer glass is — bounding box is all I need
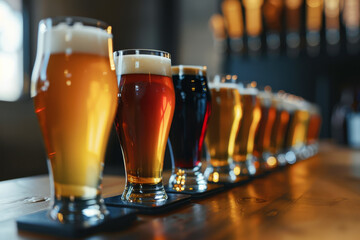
[32,17,118,223]
[114,49,175,203]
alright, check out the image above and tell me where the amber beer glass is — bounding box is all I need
[114,49,175,203]
[269,94,291,166]
[31,17,117,223]
[205,75,242,183]
[284,97,310,163]
[253,89,277,171]
[233,86,261,176]
[306,104,322,155]
[168,65,211,192]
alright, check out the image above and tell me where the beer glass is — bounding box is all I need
[284,98,310,162]
[269,94,291,166]
[204,75,242,183]
[232,86,261,176]
[253,89,277,171]
[168,65,211,192]
[32,17,117,223]
[306,104,322,156]
[114,49,175,203]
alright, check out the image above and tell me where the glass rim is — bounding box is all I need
[40,16,110,30]
[114,49,171,59]
[171,65,207,77]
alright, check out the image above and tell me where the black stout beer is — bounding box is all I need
[168,65,211,191]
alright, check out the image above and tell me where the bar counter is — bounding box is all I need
[1,141,360,239]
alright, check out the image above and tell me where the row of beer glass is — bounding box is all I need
[30,17,321,226]
[202,78,321,185]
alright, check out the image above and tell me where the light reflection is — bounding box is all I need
[234,165,241,175]
[213,172,219,182]
[266,156,277,167]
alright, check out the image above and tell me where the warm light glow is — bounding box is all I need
[285,0,303,9]
[264,85,272,92]
[107,26,115,71]
[0,0,24,101]
[213,172,219,182]
[267,156,277,167]
[234,166,241,175]
[222,0,244,38]
[343,0,359,28]
[209,14,227,40]
[306,0,324,31]
[243,0,264,36]
[325,0,340,29]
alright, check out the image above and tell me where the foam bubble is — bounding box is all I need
[43,22,111,56]
[114,54,171,77]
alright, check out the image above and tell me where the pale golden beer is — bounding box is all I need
[206,88,241,166]
[286,109,310,150]
[205,75,241,183]
[34,53,117,198]
[232,89,261,175]
[32,17,117,223]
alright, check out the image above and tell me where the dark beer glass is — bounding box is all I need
[32,17,117,223]
[114,49,175,203]
[168,65,211,192]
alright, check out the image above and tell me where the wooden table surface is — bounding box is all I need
[1,142,360,240]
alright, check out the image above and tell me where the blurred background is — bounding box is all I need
[0,0,359,181]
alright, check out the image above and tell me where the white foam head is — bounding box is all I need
[208,74,243,90]
[42,22,111,56]
[31,18,113,97]
[114,50,172,77]
[257,90,272,106]
[238,87,259,95]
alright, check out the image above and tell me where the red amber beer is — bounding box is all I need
[114,49,175,203]
[32,17,117,223]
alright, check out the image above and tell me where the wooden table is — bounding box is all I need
[1,142,360,239]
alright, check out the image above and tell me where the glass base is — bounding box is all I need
[306,143,319,157]
[233,155,258,177]
[259,152,278,171]
[282,150,297,165]
[49,195,108,224]
[276,153,288,166]
[204,163,237,183]
[168,165,207,192]
[121,181,168,203]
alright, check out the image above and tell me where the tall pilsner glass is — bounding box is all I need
[204,75,242,183]
[31,17,118,223]
[114,49,175,203]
